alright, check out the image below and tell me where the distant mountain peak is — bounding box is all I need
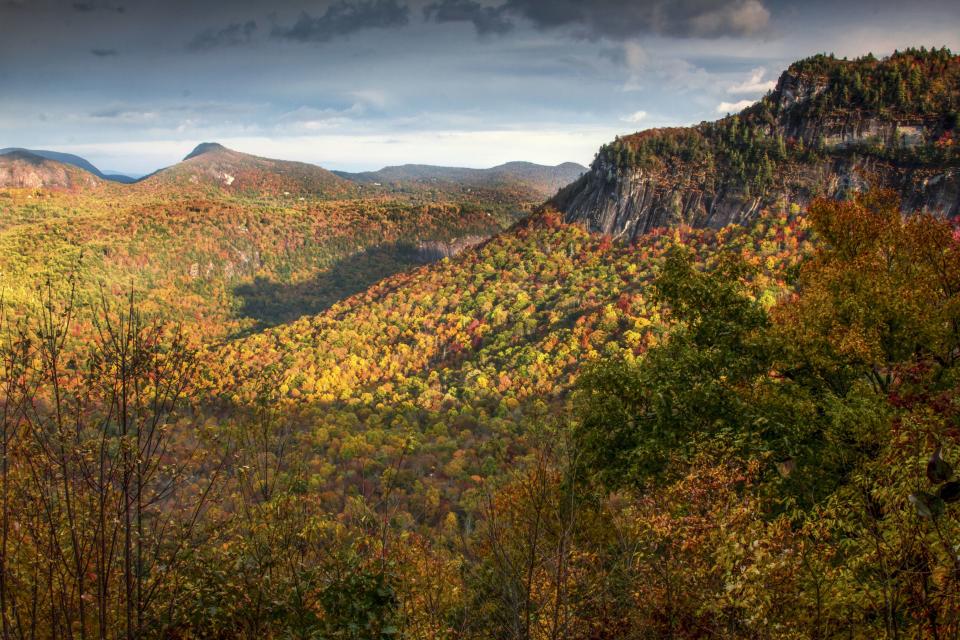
[145,143,354,197]
[0,150,102,190]
[334,161,587,200]
[2,149,44,164]
[184,142,229,161]
[0,147,137,183]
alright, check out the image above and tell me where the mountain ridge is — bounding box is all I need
[0,147,137,183]
[137,142,356,197]
[335,160,587,200]
[0,150,104,190]
[0,142,587,202]
[555,47,960,239]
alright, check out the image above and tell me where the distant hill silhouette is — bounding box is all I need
[136,142,356,197]
[0,147,137,183]
[336,161,587,200]
[0,150,103,190]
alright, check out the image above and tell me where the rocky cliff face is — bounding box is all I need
[415,234,489,261]
[554,50,960,239]
[555,154,959,240]
[0,151,102,191]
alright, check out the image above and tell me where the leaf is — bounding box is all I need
[927,447,953,484]
[909,492,939,519]
[939,481,960,504]
[930,495,946,518]
[776,458,796,478]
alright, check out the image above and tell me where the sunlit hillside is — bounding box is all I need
[1,45,959,640]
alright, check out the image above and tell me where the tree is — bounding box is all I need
[575,246,771,485]
[0,285,222,639]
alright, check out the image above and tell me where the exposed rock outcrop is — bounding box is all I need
[0,151,102,190]
[554,50,960,239]
[555,155,959,240]
[415,235,489,261]
[138,143,356,197]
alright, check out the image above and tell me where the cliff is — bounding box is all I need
[554,48,960,239]
[0,150,102,190]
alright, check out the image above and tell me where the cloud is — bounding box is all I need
[619,47,713,93]
[503,0,770,39]
[90,107,179,123]
[187,20,257,52]
[687,0,769,37]
[621,110,647,123]
[72,1,124,13]
[727,67,776,93]
[423,0,513,36]
[261,0,769,41]
[85,103,265,132]
[349,89,390,109]
[623,42,650,70]
[90,48,118,57]
[716,99,755,113]
[272,0,410,43]
[275,105,363,133]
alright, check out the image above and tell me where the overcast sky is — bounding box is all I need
[1,0,958,175]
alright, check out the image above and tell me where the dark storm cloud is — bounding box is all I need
[419,0,771,39]
[2,0,958,175]
[187,20,257,52]
[423,0,513,36]
[503,0,771,39]
[185,0,769,50]
[271,0,410,43]
[72,1,124,13]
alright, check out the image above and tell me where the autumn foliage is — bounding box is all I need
[0,176,958,638]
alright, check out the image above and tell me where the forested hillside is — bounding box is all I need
[0,49,959,639]
[336,161,587,202]
[0,180,524,333]
[558,47,960,237]
[0,150,104,191]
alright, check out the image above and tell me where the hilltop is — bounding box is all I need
[556,47,960,238]
[137,142,357,197]
[0,150,103,190]
[336,160,586,201]
[0,147,138,183]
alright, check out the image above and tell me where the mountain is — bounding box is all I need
[0,147,137,183]
[555,48,960,239]
[100,170,141,183]
[139,142,356,197]
[0,162,522,335]
[6,47,960,640]
[0,150,103,190]
[336,160,587,200]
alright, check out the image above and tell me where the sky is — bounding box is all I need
[1,0,958,175]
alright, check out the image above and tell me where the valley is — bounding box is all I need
[1,47,959,639]
[0,143,547,333]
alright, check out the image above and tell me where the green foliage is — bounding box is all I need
[573,191,960,637]
[576,247,771,482]
[0,188,521,333]
[787,47,960,119]
[597,48,960,201]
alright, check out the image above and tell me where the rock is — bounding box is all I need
[554,52,960,239]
